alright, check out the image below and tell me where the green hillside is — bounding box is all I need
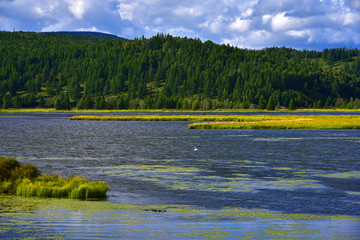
[0,31,359,110]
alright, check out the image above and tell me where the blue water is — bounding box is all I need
[1,112,359,239]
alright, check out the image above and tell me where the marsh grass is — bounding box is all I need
[70,115,276,122]
[187,115,360,130]
[0,156,109,200]
[2,108,360,113]
[16,175,109,200]
[70,114,360,130]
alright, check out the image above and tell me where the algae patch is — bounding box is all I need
[319,171,360,179]
[91,163,327,193]
[1,196,359,239]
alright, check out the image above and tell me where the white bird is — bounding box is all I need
[194,147,198,152]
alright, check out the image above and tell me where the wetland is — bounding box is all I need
[1,112,360,239]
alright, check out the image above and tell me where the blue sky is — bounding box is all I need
[1,0,359,50]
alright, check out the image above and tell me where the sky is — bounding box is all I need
[1,0,360,50]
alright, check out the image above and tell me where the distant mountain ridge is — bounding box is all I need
[50,31,120,39]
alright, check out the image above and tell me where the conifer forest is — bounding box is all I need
[1,31,360,110]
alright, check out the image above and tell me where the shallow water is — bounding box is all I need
[1,113,360,239]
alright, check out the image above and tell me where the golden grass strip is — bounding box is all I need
[70,115,280,122]
[188,115,360,130]
[70,114,360,130]
[2,108,360,113]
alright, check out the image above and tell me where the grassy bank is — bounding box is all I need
[1,108,360,114]
[70,115,272,121]
[70,114,360,130]
[0,156,109,200]
[188,115,360,130]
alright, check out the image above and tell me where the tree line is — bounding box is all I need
[1,31,360,110]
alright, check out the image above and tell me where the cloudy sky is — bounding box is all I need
[1,0,359,50]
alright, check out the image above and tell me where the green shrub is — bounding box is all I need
[16,164,41,179]
[0,180,12,193]
[0,156,20,181]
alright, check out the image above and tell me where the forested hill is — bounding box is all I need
[54,31,120,39]
[1,31,360,110]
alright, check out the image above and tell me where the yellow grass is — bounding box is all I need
[188,115,360,130]
[70,115,269,122]
[2,108,360,113]
[70,114,360,130]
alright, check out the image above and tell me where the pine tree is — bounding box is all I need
[266,96,275,110]
[258,95,267,109]
[288,99,295,110]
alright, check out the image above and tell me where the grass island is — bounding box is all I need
[70,114,360,130]
[0,156,109,200]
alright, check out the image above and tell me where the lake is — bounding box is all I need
[1,112,359,239]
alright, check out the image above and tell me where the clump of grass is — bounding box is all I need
[0,156,109,200]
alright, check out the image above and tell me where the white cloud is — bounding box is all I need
[262,15,272,24]
[41,19,72,32]
[270,12,313,32]
[174,7,203,17]
[223,30,274,49]
[117,2,138,21]
[0,0,359,49]
[66,0,88,19]
[286,30,309,38]
[228,18,251,32]
[209,18,225,34]
[342,11,360,25]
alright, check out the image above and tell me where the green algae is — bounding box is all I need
[319,171,360,179]
[175,229,231,239]
[204,207,360,221]
[1,195,359,239]
[346,191,360,196]
[266,179,323,190]
[4,159,353,239]
[90,163,349,194]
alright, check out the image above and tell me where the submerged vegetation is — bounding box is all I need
[1,195,359,239]
[70,114,360,130]
[0,156,109,200]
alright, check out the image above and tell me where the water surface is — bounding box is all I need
[0,113,359,239]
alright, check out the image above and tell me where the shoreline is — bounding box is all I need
[1,108,360,114]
